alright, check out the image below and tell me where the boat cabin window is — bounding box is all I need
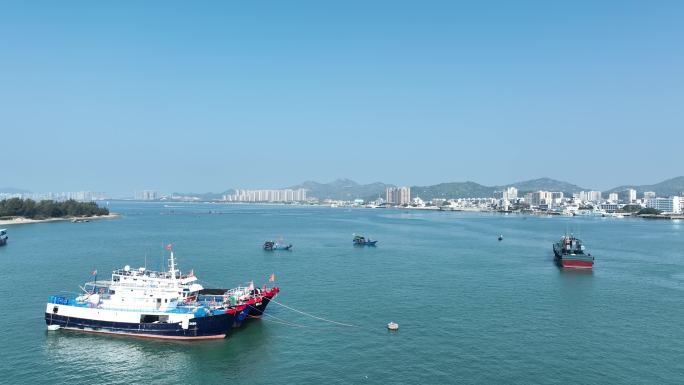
[53,306,58,314]
[113,276,120,282]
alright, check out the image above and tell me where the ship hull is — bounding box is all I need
[247,288,279,319]
[353,241,377,246]
[44,311,235,340]
[556,257,594,269]
[232,305,250,328]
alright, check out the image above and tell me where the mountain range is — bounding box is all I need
[300,177,589,201]
[604,176,684,198]
[287,176,684,201]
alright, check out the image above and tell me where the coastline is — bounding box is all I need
[0,213,120,226]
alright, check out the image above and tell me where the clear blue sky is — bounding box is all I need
[2,1,682,195]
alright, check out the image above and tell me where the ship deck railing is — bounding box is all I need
[84,280,186,290]
[47,295,218,314]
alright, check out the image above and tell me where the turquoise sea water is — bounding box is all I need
[1,202,683,384]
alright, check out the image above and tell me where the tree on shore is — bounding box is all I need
[0,198,109,219]
[637,207,662,215]
[619,204,642,213]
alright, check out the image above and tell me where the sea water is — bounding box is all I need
[0,202,683,384]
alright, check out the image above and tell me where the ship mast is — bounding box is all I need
[169,250,178,288]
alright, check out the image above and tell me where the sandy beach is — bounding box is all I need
[0,213,120,226]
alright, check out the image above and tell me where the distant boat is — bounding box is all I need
[498,235,503,241]
[263,240,292,251]
[353,234,377,246]
[0,229,7,246]
[553,235,594,269]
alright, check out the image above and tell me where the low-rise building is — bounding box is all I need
[647,197,681,214]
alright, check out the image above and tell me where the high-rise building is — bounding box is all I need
[618,189,637,204]
[530,191,553,206]
[386,187,411,205]
[505,187,518,200]
[494,187,518,201]
[223,189,307,202]
[135,190,158,200]
[643,191,656,199]
[578,191,602,202]
[608,193,619,202]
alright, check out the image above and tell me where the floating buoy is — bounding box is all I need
[47,325,61,331]
[387,322,399,331]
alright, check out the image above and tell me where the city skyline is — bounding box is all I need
[3,176,683,202]
[3,174,684,199]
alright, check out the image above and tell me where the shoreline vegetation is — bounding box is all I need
[0,213,120,226]
[0,198,118,226]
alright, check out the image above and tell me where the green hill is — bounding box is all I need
[606,176,684,197]
[289,179,392,201]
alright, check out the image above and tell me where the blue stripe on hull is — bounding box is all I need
[45,312,235,339]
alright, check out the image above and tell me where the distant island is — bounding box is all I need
[0,198,114,225]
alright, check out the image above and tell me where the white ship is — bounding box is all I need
[45,251,237,340]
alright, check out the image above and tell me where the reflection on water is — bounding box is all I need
[43,321,273,384]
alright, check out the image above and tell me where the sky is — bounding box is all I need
[1,0,682,195]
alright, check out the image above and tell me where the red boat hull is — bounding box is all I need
[559,258,593,269]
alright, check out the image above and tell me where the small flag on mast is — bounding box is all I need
[166,243,172,251]
[91,269,97,276]
[269,273,275,282]
[188,269,194,277]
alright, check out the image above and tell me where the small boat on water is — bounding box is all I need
[553,234,594,269]
[263,240,292,251]
[498,235,503,241]
[387,322,399,331]
[353,234,377,246]
[0,229,7,246]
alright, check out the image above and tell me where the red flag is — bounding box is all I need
[166,243,172,251]
[91,269,97,276]
[269,273,275,282]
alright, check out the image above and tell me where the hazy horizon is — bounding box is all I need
[3,1,682,195]
[4,174,684,197]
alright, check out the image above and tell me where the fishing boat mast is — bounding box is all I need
[169,250,178,288]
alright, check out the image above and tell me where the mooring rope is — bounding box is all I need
[268,298,358,328]
[245,305,317,329]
